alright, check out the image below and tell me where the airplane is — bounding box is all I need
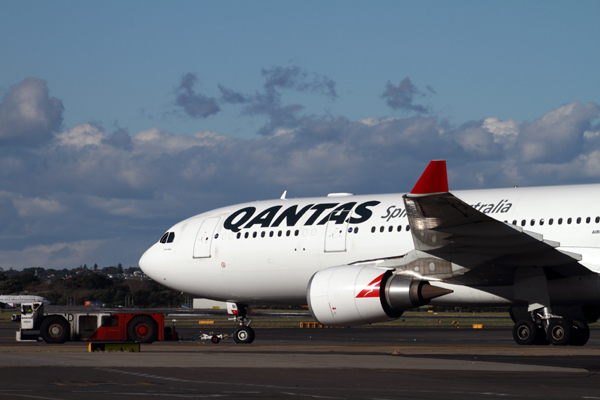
[139,160,600,346]
[0,295,50,309]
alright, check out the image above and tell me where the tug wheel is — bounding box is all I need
[40,316,70,344]
[127,315,158,343]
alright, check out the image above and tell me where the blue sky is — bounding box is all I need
[0,1,599,270]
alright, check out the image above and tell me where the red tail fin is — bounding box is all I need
[410,160,448,194]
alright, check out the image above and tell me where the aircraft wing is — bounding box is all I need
[395,161,591,286]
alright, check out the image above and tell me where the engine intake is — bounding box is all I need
[307,265,452,327]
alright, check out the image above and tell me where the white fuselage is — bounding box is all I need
[139,184,600,306]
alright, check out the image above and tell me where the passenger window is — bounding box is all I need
[388,226,393,233]
[278,231,282,237]
[558,218,563,225]
[294,230,299,236]
[354,227,359,234]
[539,219,544,226]
[406,225,410,231]
[261,231,265,238]
[236,232,241,239]
[371,227,376,233]
[530,219,535,226]
[512,220,517,225]
[286,230,291,237]
[252,232,257,238]
[397,226,402,232]
[586,217,591,224]
[380,226,384,233]
[521,220,526,227]
[269,231,274,237]
[576,217,581,224]
[244,232,249,239]
[567,218,572,224]
[214,233,219,239]
[596,217,600,223]
[549,218,554,225]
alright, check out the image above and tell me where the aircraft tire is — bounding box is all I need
[40,316,70,344]
[127,315,158,343]
[211,335,220,344]
[233,326,255,344]
[512,319,537,345]
[548,319,572,346]
[570,320,590,346]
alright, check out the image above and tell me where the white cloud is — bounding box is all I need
[13,196,65,218]
[517,102,600,163]
[0,77,64,146]
[55,123,105,148]
[132,127,233,155]
[483,117,520,148]
[359,117,399,126]
[0,240,103,271]
[584,130,600,139]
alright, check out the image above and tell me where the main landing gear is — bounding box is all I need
[512,307,590,346]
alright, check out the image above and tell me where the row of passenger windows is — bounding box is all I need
[162,215,600,243]
[371,225,411,233]
[508,216,600,227]
[213,224,414,240]
[217,227,363,240]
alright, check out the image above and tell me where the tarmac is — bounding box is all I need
[0,319,599,399]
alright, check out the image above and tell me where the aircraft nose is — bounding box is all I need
[139,245,159,279]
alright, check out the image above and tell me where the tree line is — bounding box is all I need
[0,266,188,308]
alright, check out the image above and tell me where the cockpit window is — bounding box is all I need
[160,232,175,244]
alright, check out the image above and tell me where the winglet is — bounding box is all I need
[410,160,449,195]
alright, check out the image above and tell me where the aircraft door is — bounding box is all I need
[193,217,221,258]
[324,216,350,252]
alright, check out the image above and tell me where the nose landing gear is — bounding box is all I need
[227,302,255,344]
[233,326,255,344]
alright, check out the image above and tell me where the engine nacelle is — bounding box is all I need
[307,265,452,327]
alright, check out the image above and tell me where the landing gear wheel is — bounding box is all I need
[40,316,69,344]
[211,335,220,344]
[548,319,572,346]
[513,319,537,345]
[570,320,590,346]
[234,326,255,344]
[127,315,158,343]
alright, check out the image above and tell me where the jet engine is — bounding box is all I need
[307,265,452,326]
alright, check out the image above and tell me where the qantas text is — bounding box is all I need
[224,201,381,233]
